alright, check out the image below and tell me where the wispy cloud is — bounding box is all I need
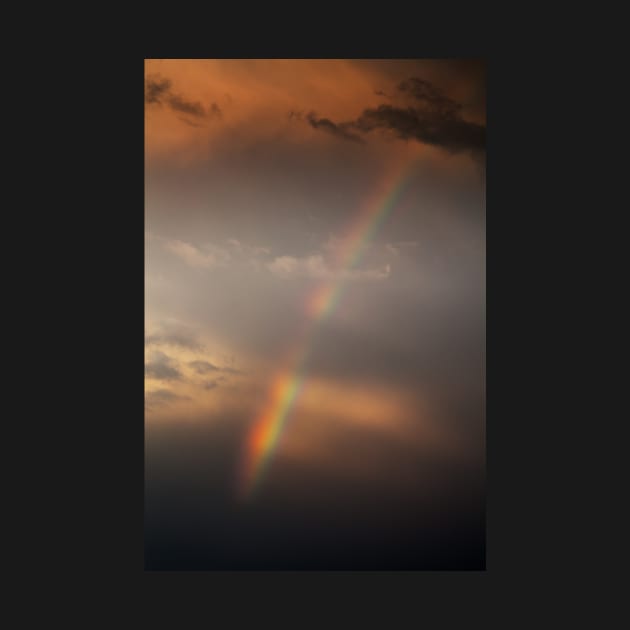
[226,239,270,257]
[188,360,243,376]
[188,360,220,374]
[267,254,390,281]
[162,237,270,270]
[145,73,222,124]
[305,112,364,144]
[145,321,203,351]
[145,350,182,381]
[164,239,231,269]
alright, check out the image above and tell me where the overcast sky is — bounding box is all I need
[144,59,486,570]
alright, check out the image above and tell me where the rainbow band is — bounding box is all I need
[237,157,416,500]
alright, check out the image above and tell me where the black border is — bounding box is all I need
[143,55,486,574]
[46,23,615,624]
[141,58,486,578]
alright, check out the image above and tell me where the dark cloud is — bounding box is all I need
[203,380,220,390]
[145,74,222,122]
[145,363,181,381]
[189,360,220,374]
[145,76,172,104]
[306,112,364,144]
[188,360,243,376]
[306,77,485,155]
[397,77,462,115]
[167,93,206,117]
[145,351,182,381]
[353,104,485,154]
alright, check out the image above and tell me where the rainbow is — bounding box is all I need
[237,157,416,500]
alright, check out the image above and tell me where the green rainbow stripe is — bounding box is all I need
[237,158,415,500]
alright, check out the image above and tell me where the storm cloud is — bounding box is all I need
[306,112,364,144]
[353,103,485,154]
[306,76,485,155]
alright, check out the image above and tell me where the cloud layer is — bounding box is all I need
[144,59,485,164]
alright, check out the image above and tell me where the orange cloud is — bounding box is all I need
[145,59,485,166]
[268,375,459,480]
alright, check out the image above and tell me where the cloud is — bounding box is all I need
[145,350,182,381]
[145,76,171,104]
[397,78,462,115]
[167,94,206,118]
[268,254,326,277]
[145,323,202,351]
[305,77,485,155]
[226,239,270,257]
[203,380,221,390]
[162,237,272,271]
[145,73,222,122]
[306,112,364,144]
[189,360,220,374]
[267,254,390,281]
[353,103,485,154]
[145,363,181,381]
[145,60,486,165]
[189,360,243,376]
[165,239,230,269]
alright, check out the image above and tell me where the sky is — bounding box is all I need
[144,59,486,570]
